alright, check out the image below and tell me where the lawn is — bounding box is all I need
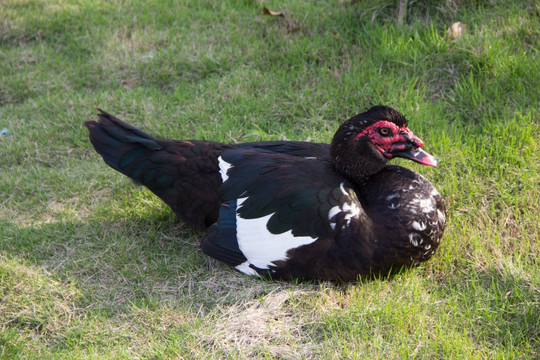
[1,0,539,358]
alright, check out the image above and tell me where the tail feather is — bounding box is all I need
[95,109,158,143]
[85,110,162,178]
[85,110,227,230]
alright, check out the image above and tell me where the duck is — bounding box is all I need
[85,105,446,281]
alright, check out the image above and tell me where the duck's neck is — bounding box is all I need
[330,135,388,185]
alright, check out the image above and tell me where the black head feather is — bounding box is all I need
[341,105,408,133]
[330,105,407,183]
[360,105,408,127]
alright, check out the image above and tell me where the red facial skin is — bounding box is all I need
[354,120,438,167]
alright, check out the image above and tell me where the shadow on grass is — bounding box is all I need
[2,212,538,357]
[0,215,281,314]
[1,213,321,356]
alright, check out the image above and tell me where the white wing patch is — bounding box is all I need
[411,196,435,214]
[235,261,260,277]
[235,197,317,272]
[328,206,341,221]
[411,221,426,231]
[437,209,446,223]
[409,233,422,247]
[328,182,362,231]
[218,156,232,182]
[386,193,400,210]
[339,182,348,196]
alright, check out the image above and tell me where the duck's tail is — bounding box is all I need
[85,110,226,230]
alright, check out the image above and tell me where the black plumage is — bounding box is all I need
[85,106,446,281]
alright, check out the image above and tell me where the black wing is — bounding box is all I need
[200,147,362,274]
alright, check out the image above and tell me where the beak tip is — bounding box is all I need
[426,154,439,167]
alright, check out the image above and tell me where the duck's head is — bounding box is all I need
[331,106,438,182]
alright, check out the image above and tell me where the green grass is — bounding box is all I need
[1,0,539,358]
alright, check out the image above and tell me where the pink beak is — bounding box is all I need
[390,131,438,167]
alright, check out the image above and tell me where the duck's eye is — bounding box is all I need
[379,128,391,136]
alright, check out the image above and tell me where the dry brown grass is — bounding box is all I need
[203,288,320,358]
[0,256,82,336]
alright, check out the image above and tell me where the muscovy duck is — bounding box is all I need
[85,106,446,281]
